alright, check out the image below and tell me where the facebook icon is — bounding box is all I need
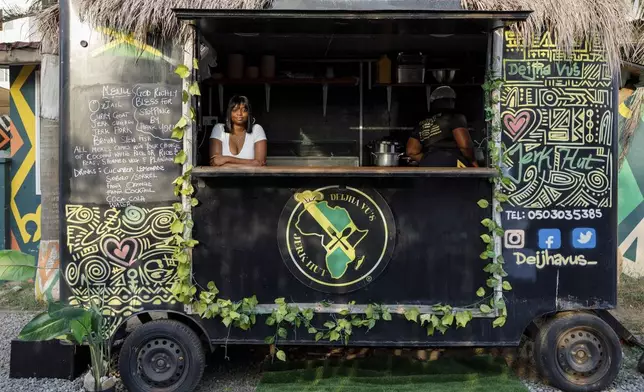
[538,229,561,250]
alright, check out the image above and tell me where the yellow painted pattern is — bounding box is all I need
[619,102,632,119]
[10,65,40,243]
[91,28,177,65]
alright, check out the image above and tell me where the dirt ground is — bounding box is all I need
[613,274,644,334]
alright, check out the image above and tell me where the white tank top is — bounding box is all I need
[210,123,267,160]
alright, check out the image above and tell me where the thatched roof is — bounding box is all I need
[36,0,642,71]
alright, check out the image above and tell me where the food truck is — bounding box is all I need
[55,0,625,391]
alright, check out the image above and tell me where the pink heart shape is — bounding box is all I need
[104,238,138,267]
[113,244,131,260]
[503,110,533,140]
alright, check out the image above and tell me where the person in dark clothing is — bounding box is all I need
[405,86,477,167]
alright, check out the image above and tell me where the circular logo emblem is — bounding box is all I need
[277,186,396,293]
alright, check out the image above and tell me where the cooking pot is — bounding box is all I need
[372,140,399,153]
[371,152,403,167]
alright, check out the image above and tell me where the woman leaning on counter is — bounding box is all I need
[210,95,267,167]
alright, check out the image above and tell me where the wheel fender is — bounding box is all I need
[110,310,213,352]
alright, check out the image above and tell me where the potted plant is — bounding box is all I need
[18,299,118,391]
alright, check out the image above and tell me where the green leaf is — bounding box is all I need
[315,332,324,342]
[436,324,448,335]
[501,177,512,186]
[189,82,201,96]
[174,150,187,165]
[477,199,489,208]
[382,310,392,321]
[170,220,184,234]
[276,350,286,361]
[222,317,232,327]
[455,311,472,328]
[264,335,275,344]
[171,127,185,140]
[193,58,199,70]
[207,281,217,292]
[486,278,498,288]
[480,252,489,260]
[494,228,504,237]
[502,281,513,291]
[174,64,190,78]
[175,116,188,130]
[229,311,241,320]
[495,299,506,310]
[274,298,286,305]
[476,287,486,297]
[367,319,376,330]
[480,234,491,244]
[493,316,506,328]
[497,255,505,264]
[426,325,435,336]
[441,313,454,326]
[47,303,89,321]
[329,331,340,342]
[430,314,441,327]
[69,313,92,345]
[403,307,420,322]
[419,314,432,327]
[278,327,288,339]
[480,304,493,314]
[481,218,493,228]
[307,327,317,334]
[323,321,336,329]
[0,250,36,282]
[18,311,71,341]
[182,90,190,104]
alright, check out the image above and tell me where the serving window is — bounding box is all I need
[176,10,528,177]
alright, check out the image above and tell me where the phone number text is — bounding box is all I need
[505,209,603,221]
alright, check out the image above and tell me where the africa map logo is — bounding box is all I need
[278,186,396,293]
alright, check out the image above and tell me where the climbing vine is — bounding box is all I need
[166,60,513,361]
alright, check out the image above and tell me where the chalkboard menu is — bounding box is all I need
[68,83,182,206]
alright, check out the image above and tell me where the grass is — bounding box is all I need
[257,355,529,392]
[614,274,644,333]
[0,282,46,311]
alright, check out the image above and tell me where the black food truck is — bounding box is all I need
[52,1,629,391]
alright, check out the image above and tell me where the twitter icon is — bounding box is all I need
[572,228,596,249]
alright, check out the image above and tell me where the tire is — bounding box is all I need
[534,312,622,392]
[119,319,205,392]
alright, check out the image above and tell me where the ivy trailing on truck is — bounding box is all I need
[167,61,513,361]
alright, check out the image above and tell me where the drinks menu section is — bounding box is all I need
[69,84,182,206]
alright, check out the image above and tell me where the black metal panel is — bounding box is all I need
[193,177,491,304]
[499,32,617,310]
[174,10,531,36]
[192,176,555,345]
[271,0,463,11]
[59,0,184,334]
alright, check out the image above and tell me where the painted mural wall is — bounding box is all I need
[8,65,40,259]
[617,90,644,277]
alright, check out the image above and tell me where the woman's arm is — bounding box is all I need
[209,138,262,167]
[406,137,424,162]
[254,140,267,166]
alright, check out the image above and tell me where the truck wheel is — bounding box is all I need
[534,313,622,392]
[119,319,205,392]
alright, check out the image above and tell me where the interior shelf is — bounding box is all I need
[205,77,359,116]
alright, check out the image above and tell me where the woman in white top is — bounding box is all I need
[210,95,267,167]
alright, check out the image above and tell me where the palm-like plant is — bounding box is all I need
[0,249,116,391]
[18,300,114,391]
